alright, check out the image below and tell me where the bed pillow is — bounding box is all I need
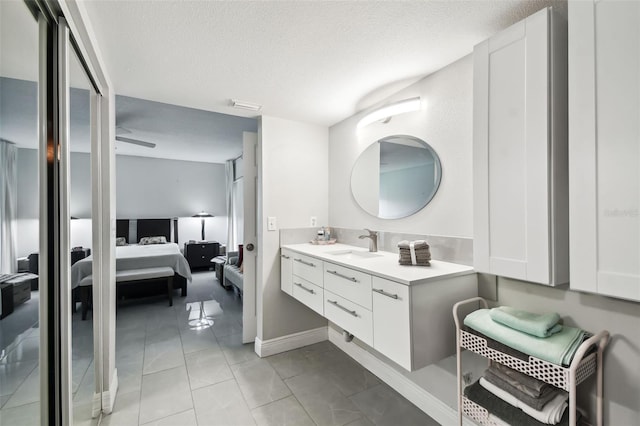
[139,236,167,245]
[115,237,127,246]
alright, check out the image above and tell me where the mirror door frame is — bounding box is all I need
[22,1,115,423]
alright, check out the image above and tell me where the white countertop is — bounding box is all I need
[281,243,474,286]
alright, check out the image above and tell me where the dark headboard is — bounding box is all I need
[116,220,130,243]
[116,218,178,243]
[137,219,172,243]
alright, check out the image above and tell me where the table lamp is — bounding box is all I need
[192,211,213,241]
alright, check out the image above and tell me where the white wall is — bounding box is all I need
[116,154,226,219]
[327,54,639,424]
[258,115,329,341]
[16,148,228,256]
[329,55,473,237]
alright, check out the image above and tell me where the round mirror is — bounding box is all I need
[351,135,442,219]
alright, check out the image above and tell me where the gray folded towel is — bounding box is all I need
[398,240,431,266]
[484,369,562,411]
[492,362,550,397]
[397,240,429,249]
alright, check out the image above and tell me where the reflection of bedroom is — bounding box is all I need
[5,84,257,262]
[0,74,258,355]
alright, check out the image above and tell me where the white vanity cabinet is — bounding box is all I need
[280,248,293,295]
[372,277,411,369]
[280,244,477,371]
[473,7,569,286]
[568,0,640,301]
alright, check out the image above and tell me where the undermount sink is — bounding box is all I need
[326,249,383,259]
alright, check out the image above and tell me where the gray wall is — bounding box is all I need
[16,148,227,256]
[327,54,639,424]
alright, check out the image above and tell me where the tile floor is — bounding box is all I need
[1,271,440,426]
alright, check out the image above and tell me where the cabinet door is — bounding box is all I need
[473,7,568,285]
[281,249,293,295]
[372,277,411,370]
[569,0,640,301]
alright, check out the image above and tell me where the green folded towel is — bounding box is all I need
[464,309,588,366]
[490,306,562,338]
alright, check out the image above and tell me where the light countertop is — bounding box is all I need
[281,243,474,286]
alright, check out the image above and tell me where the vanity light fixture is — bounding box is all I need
[231,99,262,112]
[357,96,422,129]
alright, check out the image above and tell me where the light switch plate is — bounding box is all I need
[267,216,277,231]
[310,216,317,227]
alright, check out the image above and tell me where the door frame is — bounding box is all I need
[54,0,118,418]
[242,132,258,343]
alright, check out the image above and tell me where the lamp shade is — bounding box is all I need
[192,211,213,218]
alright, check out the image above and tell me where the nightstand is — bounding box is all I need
[184,241,220,270]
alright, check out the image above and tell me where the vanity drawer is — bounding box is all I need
[292,253,323,286]
[324,263,372,309]
[324,289,373,346]
[281,249,293,295]
[292,276,324,316]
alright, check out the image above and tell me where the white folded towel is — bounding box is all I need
[479,378,568,425]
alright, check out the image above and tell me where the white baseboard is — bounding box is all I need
[100,367,118,415]
[255,326,328,357]
[328,327,473,426]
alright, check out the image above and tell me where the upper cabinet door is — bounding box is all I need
[569,0,640,301]
[473,7,569,286]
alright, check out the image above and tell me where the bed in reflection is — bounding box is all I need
[70,218,192,319]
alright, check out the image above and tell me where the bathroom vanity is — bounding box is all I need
[280,243,477,371]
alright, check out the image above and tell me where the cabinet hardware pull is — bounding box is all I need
[326,270,358,282]
[281,254,290,259]
[327,300,357,317]
[294,258,315,267]
[373,288,399,299]
[294,282,314,294]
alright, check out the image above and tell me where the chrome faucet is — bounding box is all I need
[359,229,378,252]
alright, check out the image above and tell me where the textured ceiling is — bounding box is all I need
[80,0,560,127]
[2,0,561,162]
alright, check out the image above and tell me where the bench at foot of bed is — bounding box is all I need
[79,267,175,320]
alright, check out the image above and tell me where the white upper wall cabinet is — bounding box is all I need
[473,7,569,286]
[569,0,640,301]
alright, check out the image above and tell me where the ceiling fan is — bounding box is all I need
[115,126,156,149]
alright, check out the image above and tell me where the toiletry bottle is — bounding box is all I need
[317,228,324,241]
[325,227,331,241]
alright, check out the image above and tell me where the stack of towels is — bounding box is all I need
[464,306,589,366]
[462,306,591,425]
[397,240,431,266]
